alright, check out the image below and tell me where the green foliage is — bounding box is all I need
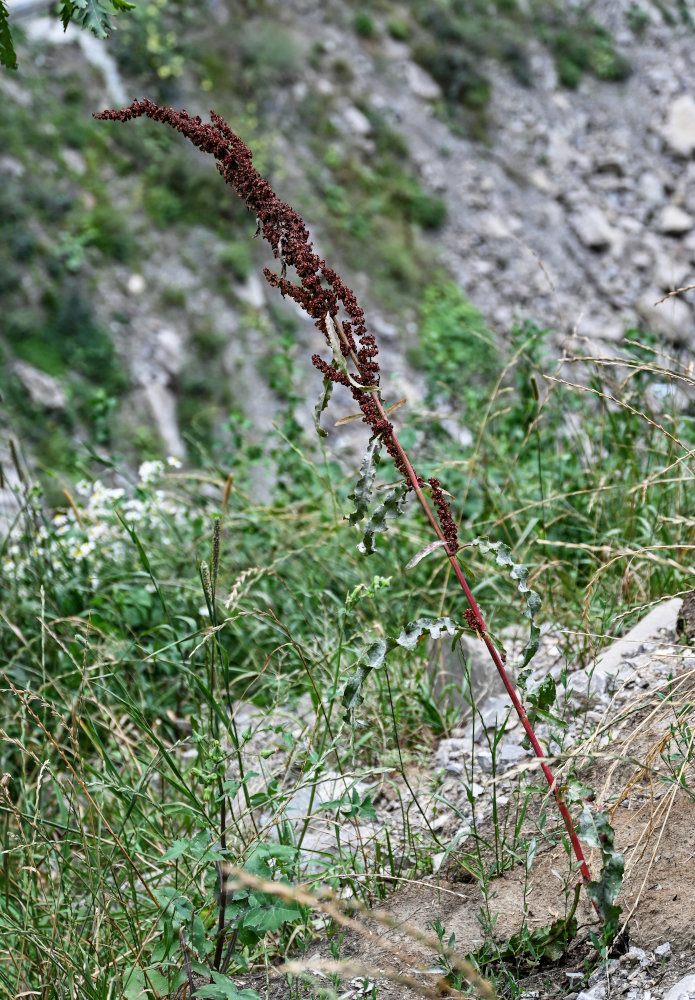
[387,16,410,41]
[415,279,498,404]
[238,22,304,90]
[353,9,376,37]
[410,0,630,132]
[551,24,630,88]
[111,0,191,84]
[0,0,16,69]
[578,806,625,949]
[1,0,136,69]
[346,437,382,526]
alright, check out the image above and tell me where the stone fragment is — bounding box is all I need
[662,94,695,157]
[570,206,615,251]
[12,361,67,411]
[340,104,371,136]
[658,205,694,235]
[404,61,441,100]
[141,379,186,459]
[639,171,665,208]
[127,273,146,295]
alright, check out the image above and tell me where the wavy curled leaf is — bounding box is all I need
[396,616,462,650]
[472,537,541,668]
[343,618,465,723]
[346,437,381,525]
[578,804,624,937]
[313,376,333,438]
[357,481,409,554]
[405,539,448,570]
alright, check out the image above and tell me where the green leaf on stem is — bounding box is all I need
[343,617,465,723]
[346,436,381,525]
[0,1,17,69]
[472,537,541,668]
[313,376,333,438]
[357,481,409,554]
[578,804,624,937]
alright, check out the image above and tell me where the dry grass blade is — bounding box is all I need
[225,867,497,999]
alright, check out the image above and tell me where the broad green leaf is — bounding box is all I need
[346,437,381,525]
[313,376,333,438]
[0,1,17,69]
[242,902,301,933]
[342,664,372,717]
[191,913,208,958]
[357,481,409,554]
[123,968,147,1000]
[196,972,261,1000]
[160,838,190,861]
[577,804,616,851]
[577,804,624,933]
[534,674,556,711]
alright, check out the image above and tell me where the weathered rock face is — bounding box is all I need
[6,0,695,467]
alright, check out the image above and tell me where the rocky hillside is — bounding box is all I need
[2,0,695,506]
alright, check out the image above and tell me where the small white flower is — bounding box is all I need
[137,460,165,486]
[166,456,182,469]
[75,480,92,498]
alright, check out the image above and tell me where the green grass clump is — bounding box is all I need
[413,279,498,403]
[353,9,376,37]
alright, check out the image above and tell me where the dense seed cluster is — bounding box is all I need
[95,100,458,548]
[462,607,486,634]
[427,478,459,553]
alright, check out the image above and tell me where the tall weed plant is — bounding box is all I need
[2,99,695,999]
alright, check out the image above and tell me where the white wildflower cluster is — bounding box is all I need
[4,460,196,598]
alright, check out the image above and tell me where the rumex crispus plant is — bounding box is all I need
[94,99,608,922]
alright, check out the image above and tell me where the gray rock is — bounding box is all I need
[12,361,67,411]
[658,205,694,235]
[664,974,695,1000]
[662,94,695,157]
[654,253,690,291]
[570,206,615,251]
[141,379,186,459]
[339,104,371,137]
[654,942,672,958]
[236,274,266,310]
[404,61,441,101]
[576,985,606,1000]
[636,289,693,341]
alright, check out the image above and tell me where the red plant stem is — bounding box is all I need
[338,327,593,886]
